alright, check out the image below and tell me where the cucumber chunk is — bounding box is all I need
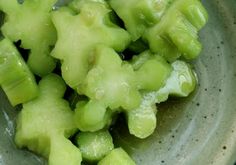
[143,0,208,61]
[15,74,82,165]
[0,0,57,76]
[74,100,113,132]
[127,101,157,139]
[51,0,131,89]
[76,49,172,133]
[80,45,141,111]
[98,148,136,165]
[76,130,114,162]
[127,58,196,138]
[133,51,172,91]
[155,60,197,102]
[0,38,38,106]
[49,136,82,165]
[109,0,173,40]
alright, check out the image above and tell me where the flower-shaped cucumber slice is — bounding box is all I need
[143,0,208,61]
[51,0,131,89]
[15,74,82,165]
[127,54,197,138]
[0,0,57,76]
[110,0,174,41]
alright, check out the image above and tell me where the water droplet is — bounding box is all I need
[52,6,58,10]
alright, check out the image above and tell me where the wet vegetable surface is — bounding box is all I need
[0,0,236,165]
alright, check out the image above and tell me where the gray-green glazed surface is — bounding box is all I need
[0,0,236,165]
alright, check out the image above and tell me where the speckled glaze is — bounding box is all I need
[0,0,236,165]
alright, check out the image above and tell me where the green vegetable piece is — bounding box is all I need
[127,58,196,138]
[109,0,173,41]
[0,0,57,76]
[133,51,172,91]
[155,60,197,102]
[0,38,38,106]
[51,0,131,89]
[15,74,82,165]
[74,100,112,132]
[131,50,154,70]
[127,100,157,139]
[76,130,114,162]
[143,0,208,61]
[98,148,136,165]
[127,51,170,138]
[49,136,82,165]
[27,46,56,77]
[178,0,208,30]
[76,49,172,134]
[80,45,141,110]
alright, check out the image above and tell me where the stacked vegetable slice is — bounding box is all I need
[0,0,208,164]
[0,39,38,106]
[0,0,57,76]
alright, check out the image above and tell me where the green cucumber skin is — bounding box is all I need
[0,38,38,106]
[143,0,208,61]
[110,0,208,61]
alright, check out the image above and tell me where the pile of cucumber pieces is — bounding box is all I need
[0,0,208,164]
